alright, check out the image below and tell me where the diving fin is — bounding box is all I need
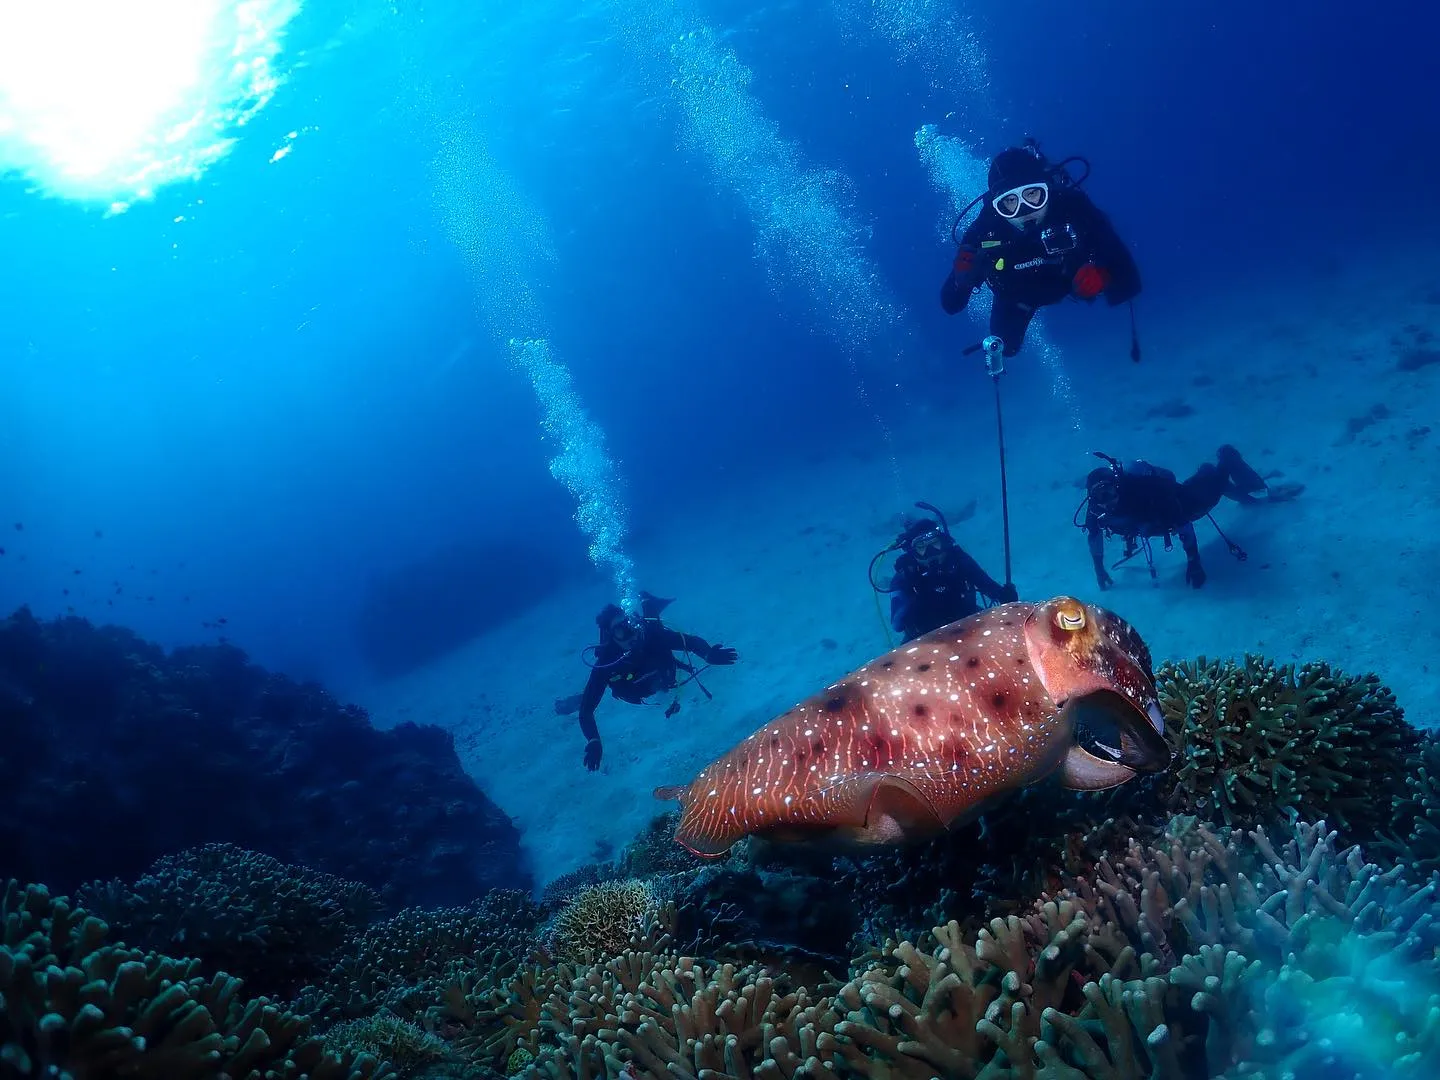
[639,591,675,618]
[1217,445,1267,497]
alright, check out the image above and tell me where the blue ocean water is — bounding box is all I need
[0,0,1435,686]
[5,2,1440,1076]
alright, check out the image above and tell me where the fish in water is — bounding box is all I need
[654,596,1170,858]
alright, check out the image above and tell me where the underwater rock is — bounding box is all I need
[0,606,528,906]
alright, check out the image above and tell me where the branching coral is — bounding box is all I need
[1155,656,1414,834]
[616,813,709,879]
[306,890,541,1022]
[548,880,667,965]
[1382,731,1440,877]
[528,949,839,1080]
[0,879,391,1078]
[78,843,384,999]
[322,1014,452,1078]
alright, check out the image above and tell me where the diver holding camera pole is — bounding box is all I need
[939,139,1143,362]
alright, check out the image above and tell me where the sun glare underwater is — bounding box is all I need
[0,0,299,211]
[3,1,1440,1078]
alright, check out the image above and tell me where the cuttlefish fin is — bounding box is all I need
[1058,745,1137,791]
[820,773,947,843]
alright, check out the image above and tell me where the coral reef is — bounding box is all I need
[548,880,666,965]
[1384,731,1440,877]
[0,605,528,905]
[7,640,1440,1080]
[78,843,384,999]
[302,889,542,1023]
[322,1014,452,1078]
[0,879,391,1078]
[1153,655,1415,833]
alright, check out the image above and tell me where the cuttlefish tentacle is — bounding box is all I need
[1058,745,1137,790]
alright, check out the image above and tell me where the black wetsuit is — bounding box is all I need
[941,187,1141,356]
[576,625,717,744]
[890,549,1012,642]
[1085,461,1234,588]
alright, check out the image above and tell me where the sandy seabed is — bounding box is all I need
[358,257,1440,888]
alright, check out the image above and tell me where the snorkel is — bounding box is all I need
[867,501,952,593]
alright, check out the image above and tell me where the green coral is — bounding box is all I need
[304,890,541,1022]
[615,813,707,879]
[548,880,664,965]
[79,843,384,999]
[0,879,392,1079]
[1383,731,1440,876]
[322,1014,450,1078]
[1154,655,1415,832]
[506,1046,534,1074]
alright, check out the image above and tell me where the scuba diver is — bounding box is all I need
[870,502,1018,643]
[941,139,1142,359]
[556,591,737,771]
[1079,446,1305,590]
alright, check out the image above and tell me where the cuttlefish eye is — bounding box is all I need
[1054,600,1087,632]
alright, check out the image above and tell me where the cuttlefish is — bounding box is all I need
[654,597,1170,858]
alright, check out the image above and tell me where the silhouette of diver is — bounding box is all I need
[555,592,737,771]
[1080,445,1303,589]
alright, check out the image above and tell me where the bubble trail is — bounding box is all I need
[429,110,640,612]
[828,0,993,108]
[607,1,907,487]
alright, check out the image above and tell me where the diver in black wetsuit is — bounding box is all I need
[871,506,1017,643]
[556,592,737,771]
[1081,446,1304,590]
[941,141,1142,359]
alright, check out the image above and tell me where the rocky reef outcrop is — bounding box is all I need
[0,606,528,907]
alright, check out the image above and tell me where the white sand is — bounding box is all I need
[357,260,1440,888]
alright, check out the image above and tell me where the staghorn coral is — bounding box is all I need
[79,843,384,999]
[541,865,613,908]
[814,817,1440,1079]
[548,880,667,965]
[0,878,392,1079]
[433,962,569,1069]
[823,907,1143,1080]
[1154,656,1415,834]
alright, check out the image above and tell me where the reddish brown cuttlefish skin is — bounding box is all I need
[655,597,1169,858]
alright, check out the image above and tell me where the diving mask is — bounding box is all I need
[609,615,644,649]
[992,182,1048,219]
[910,529,950,566]
[1089,477,1121,514]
